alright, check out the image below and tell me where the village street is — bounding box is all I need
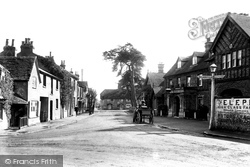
[0,110,250,167]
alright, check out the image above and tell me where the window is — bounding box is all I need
[32,76,37,89]
[56,99,58,109]
[227,54,231,68]
[186,76,191,87]
[43,74,46,87]
[169,79,173,87]
[51,77,53,94]
[56,80,59,90]
[177,61,181,68]
[192,56,197,65]
[232,52,237,67]
[222,55,226,69]
[177,77,181,87]
[238,50,242,66]
[31,101,38,116]
[198,74,203,86]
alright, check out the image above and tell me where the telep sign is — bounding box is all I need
[216,98,250,114]
[188,13,226,40]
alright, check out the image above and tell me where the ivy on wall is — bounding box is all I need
[0,71,14,122]
[38,56,72,108]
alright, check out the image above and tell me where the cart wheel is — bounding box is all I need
[150,115,154,124]
[135,113,141,124]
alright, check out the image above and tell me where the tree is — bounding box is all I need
[118,70,144,100]
[0,71,14,127]
[103,43,146,107]
[87,88,97,113]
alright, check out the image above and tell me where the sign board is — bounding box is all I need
[197,75,225,80]
[216,98,250,115]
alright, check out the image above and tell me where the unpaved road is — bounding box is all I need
[0,110,250,167]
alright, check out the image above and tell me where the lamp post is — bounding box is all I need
[209,63,217,130]
[198,63,224,130]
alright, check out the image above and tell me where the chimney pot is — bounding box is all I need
[25,38,28,44]
[5,39,9,46]
[12,39,14,46]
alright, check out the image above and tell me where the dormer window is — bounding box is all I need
[177,61,181,68]
[192,56,197,65]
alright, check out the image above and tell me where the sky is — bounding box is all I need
[0,0,250,99]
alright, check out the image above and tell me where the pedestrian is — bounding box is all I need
[75,106,79,116]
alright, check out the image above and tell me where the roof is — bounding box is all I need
[78,81,88,88]
[12,95,28,104]
[146,72,165,88]
[210,13,250,52]
[100,89,129,99]
[164,51,208,78]
[230,13,250,37]
[0,56,36,80]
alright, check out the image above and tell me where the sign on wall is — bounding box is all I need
[216,98,250,115]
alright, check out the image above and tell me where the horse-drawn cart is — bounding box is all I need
[134,107,154,124]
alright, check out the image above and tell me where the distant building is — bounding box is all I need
[100,89,131,110]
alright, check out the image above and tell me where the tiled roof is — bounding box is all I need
[164,51,208,78]
[230,13,250,37]
[78,81,88,88]
[147,72,165,87]
[100,89,129,99]
[0,56,35,80]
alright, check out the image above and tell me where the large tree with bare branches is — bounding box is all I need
[103,43,146,107]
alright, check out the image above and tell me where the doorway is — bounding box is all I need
[174,96,180,117]
[50,100,53,120]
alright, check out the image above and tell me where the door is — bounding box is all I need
[50,100,53,120]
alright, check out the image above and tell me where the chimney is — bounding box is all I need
[81,69,83,81]
[158,63,164,73]
[5,39,9,46]
[205,37,213,52]
[60,60,66,69]
[19,38,34,57]
[12,39,14,46]
[2,39,16,57]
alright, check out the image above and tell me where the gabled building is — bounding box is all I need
[142,63,165,114]
[77,81,88,114]
[163,42,211,119]
[0,38,62,127]
[206,13,250,131]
